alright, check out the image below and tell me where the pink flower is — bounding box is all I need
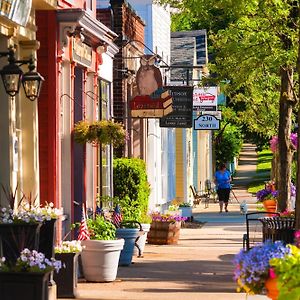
[269,268,276,279]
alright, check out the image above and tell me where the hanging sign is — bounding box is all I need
[193,86,218,111]
[159,86,193,128]
[201,110,222,120]
[194,114,220,130]
[130,55,173,118]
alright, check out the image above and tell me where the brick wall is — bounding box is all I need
[97,1,144,122]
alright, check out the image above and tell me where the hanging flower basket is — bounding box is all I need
[73,120,126,147]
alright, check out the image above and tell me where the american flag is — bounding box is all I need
[77,204,90,241]
[112,204,123,228]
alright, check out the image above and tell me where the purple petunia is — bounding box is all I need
[234,240,290,294]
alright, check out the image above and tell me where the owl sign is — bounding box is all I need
[130,55,173,118]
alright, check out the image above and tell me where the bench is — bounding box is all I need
[189,185,209,208]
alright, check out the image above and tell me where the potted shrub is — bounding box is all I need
[54,241,82,298]
[178,202,193,220]
[233,240,290,297]
[147,213,187,245]
[80,215,124,282]
[0,248,61,300]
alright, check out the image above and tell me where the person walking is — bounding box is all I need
[214,163,232,213]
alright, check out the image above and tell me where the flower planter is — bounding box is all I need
[116,228,139,266]
[265,277,279,300]
[54,252,79,298]
[0,223,42,264]
[134,223,151,257]
[147,221,181,245]
[179,207,193,219]
[39,219,57,259]
[0,271,51,300]
[263,199,277,215]
[81,239,124,282]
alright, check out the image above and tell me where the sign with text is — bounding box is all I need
[193,86,218,111]
[194,114,220,130]
[201,110,222,120]
[72,39,92,68]
[160,86,193,128]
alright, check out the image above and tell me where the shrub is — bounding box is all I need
[215,124,243,165]
[87,216,116,240]
[113,158,150,223]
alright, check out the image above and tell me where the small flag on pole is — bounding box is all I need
[112,204,123,228]
[77,203,90,241]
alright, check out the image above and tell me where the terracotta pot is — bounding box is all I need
[263,199,277,215]
[265,277,279,300]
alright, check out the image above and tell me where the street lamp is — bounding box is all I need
[0,47,44,101]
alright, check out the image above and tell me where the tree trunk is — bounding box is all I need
[295,18,300,230]
[277,66,293,212]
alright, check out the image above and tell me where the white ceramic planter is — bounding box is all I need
[81,239,124,282]
[179,207,193,218]
[134,223,151,256]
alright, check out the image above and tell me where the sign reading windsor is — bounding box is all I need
[194,114,220,130]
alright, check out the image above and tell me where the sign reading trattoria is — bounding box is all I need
[193,86,218,111]
[159,86,193,128]
[194,114,220,130]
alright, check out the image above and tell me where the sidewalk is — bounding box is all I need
[66,144,266,300]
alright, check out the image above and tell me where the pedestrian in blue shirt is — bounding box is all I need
[214,163,232,213]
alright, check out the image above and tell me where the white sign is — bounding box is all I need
[201,110,222,120]
[193,86,218,111]
[194,114,220,130]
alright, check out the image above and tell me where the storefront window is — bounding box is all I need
[96,80,112,198]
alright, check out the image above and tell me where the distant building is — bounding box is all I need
[171,30,213,201]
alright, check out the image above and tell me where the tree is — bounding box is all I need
[160,0,299,212]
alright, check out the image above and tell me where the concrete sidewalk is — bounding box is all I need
[65,144,267,300]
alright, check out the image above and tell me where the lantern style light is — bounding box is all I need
[0,47,44,101]
[22,62,44,101]
[0,48,23,97]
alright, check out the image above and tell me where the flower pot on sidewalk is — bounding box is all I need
[116,228,139,266]
[81,239,124,282]
[265,277,279,300]
[0,223,42,264]
[0,271,51,300]
[54,252,79,298]
[147,221,181,245]
[134,223,150,257]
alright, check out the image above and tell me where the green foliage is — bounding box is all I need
[291,159,297,184]
[270,245,300,300]
[87,215,116,240]
[247,150,272,193]
[73,120,126,147]
[215,124,243,165]
[113,158,150,223]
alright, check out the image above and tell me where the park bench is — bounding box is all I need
[243,211,280,251]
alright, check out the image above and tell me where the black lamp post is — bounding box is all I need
[0,47,44,101]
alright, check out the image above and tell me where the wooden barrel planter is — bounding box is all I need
[147,221,181,245]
